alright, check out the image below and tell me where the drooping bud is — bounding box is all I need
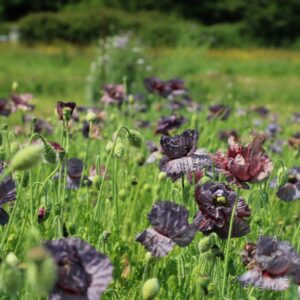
[43,142,57,164]
[142,278,160,300]
[127,129,143,148]
[10,144,43,172]
[278,169,289,187]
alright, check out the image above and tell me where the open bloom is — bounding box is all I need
[101,84,124,106]
[277,167,300,202]
[194,183,251,239]
[155,115,186,135]
[212,136,273,188]
[136,201,202,257]
[0,162,16,225]
[44,238,113,300]
[207,104,231,121]
[239,236,300,291]
[159,129,211,181]
[11,93,35,112]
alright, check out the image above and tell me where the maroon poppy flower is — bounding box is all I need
[0,162,16,226]
[194,183,251,239]
[44,238,113,300]
[136,201,202,257]
[208,105,231,121]
[159,130,211,181]
[155,115,186,135]
[277,167,300,202]
[10,93,35,112]
[239,236,300,291]
[56,101,76,121]
[101,84,124,106]
[0,99,11,116]
[211,136,273,188]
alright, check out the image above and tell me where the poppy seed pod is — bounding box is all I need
[10,144,44,172]
[142,278,160,300]
[127,130,143,148]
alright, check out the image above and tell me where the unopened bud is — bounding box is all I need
[142,278,160,300]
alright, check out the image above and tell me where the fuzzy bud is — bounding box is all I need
[0,259,22,295]
[5,253,18,266]
[278,170,289,187]
[11,144,43,172]
[118,189,127,200]
[127,130,143,148]
[198,237,213,253]
[142,278,160,300]
[86,111,96,123]
[43,143,57,164]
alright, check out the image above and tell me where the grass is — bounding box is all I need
[0,42,299,299]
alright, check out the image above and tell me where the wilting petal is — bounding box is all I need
[135,228,175,257]
[239,269,290,291]
[159,155,211,181]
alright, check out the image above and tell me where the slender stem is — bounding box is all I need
[221,187,240,296]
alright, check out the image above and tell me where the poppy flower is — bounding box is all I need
[101,84,124,106]
[11,93,35,112]
[159,129,211,181]
[0,99,11,116]
[277,167,300,202]
[266,123,281,139]
[136,201,203,257]
[207,105,231,121]
[194,183,251,239]
[239,236,300,291]
[23,115,53,135]
[0,162,16,226]
[56,101,76,121]
[211,136,273,188]
[252,105,269,117]
[44,237,113,300]
[155,115,186,135]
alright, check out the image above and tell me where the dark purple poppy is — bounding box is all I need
[10,93,35,112]
[194,183,250,239]
[44,238,113,300]
[266,123,281,138]
[23,115,53,135]
[207,105,231,121]
[212,136,273,188]
[136,201,202,257]
[0,162,16,226]
[101,84,124,106]
[252,105,269,117]
[56,101,77,121]
[159,130,211,181]
[66,158,91,190]
[239,236,300,291]
[155,115,186,135]
[0,99,11,116]
[277,167,300,202]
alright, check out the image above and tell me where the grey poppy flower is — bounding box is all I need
[44,238,113,300]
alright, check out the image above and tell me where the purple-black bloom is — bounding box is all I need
[0,99,11,116]
[155,115,186,135]
[277,167,300,202]
[207,105,231,121]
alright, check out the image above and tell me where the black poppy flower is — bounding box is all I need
[194,182,250,239]
[239,236,300,291]
[44,238,113,300]
[212,136,273,188]
[136,201,202,257]
[56,101,77,121]
[0,162,16,225]
[155,115,186,135]
[277,167,300,202]
[0,99,11,116]
[10,93,35,112]
[101,84,124,106]
[159,129,211,181]
[207,104,231,121]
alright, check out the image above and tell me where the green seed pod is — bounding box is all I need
[127,129,143,148]
[114,141,125,159]
[0,261,22,295]
[142,278,160,300]
[43,143,57,164]
[11,144,44,172]
[86,111,96,123]
[26,246,57,296]
[0,146,5,161]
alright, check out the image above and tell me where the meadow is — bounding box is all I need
[0,39,299,300]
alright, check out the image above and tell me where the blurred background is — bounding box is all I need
[0,0,299,115]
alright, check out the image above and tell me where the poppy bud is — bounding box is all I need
[43,143,56,164]
[158,172,166,181]
[0,258,22,295]
[105,141,114,152]
[142,278,160,300]
[128,94,134,104]
[92,175,103,190]
[21,170,30,188]
[197,275,210,291]
[26,246,57,296]
[102,230,111,242]
[199,176,211,185]
[143,184,152,193]
[127,130,143,148]
[198,236,213,253]
[11,144,44,172]
[5,253,18,266]
[145,252,152,263]
[0,147,5,161]
[131,176,138,185]
[12,81,18,92]
[86,111,96,123]
[119,189,127,200]
[278,169,289,187]
[114,141,125,159]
